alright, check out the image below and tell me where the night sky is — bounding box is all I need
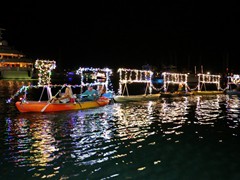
[1,1,239,73]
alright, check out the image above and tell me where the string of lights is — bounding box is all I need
[117,68,153,95]
[162,72,188,92]
[76,67,113,93]
[6,84,85,103]
[35,59,56,86]
[227,74,240,85]
[7,61,231,103]
[197,73,221,91]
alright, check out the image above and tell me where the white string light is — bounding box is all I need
[76,67,113,93]
[117,68,153,95]
[35,60,56,86]
[227,74,240,85]
[162,72,188,92]
[197,73,221,90]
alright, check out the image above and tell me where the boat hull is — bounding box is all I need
[15,97,109,113]
[160,91,193,98]
[192,91,224,95]
[113,94,160,102]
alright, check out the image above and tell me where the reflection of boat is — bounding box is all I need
[15,97,110,113]
[0,28,34,79]
[160,91,193,98]
[114,93,160,102]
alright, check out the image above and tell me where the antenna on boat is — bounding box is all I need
[201,65,203,74]
[0,28,5,41]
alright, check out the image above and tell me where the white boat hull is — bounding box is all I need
[113,94,160,102]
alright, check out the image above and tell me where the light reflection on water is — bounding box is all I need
[1,84,240,179]
[226,95,240,130]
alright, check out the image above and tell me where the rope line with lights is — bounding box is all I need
[150,84,164,91]
[6,84,85,103]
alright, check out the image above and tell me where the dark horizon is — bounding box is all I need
[1,1,239,74]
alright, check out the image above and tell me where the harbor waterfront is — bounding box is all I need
[1,80,240,179]
[0,28,34,80]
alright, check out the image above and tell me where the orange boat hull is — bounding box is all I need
[15,97,110,113]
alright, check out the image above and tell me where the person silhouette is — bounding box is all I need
[81,85,99,101]
[53,86,73,103]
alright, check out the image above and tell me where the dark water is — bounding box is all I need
[1,80,240,180]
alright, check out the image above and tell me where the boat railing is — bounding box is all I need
[76,67,113,96]
[162,72,189,93]
[117,68,154,96]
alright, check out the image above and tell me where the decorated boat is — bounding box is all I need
[191,73,224,95]
[113,68,160,102]
[9,61,113,113]
[225,74,240,96]
[159,72,193,98]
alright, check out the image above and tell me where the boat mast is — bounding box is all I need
[0,28,5,41]
[0,28,6,45]
[0,28,4,38]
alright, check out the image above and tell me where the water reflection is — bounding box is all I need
[160,97,189,122]
[195,95,225,125]
[2,92,240,179]
[113,101,156,140]
[4,114,59,178]
[226,95,240,129]
[70,109,115,166]
[158,97,190,139]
